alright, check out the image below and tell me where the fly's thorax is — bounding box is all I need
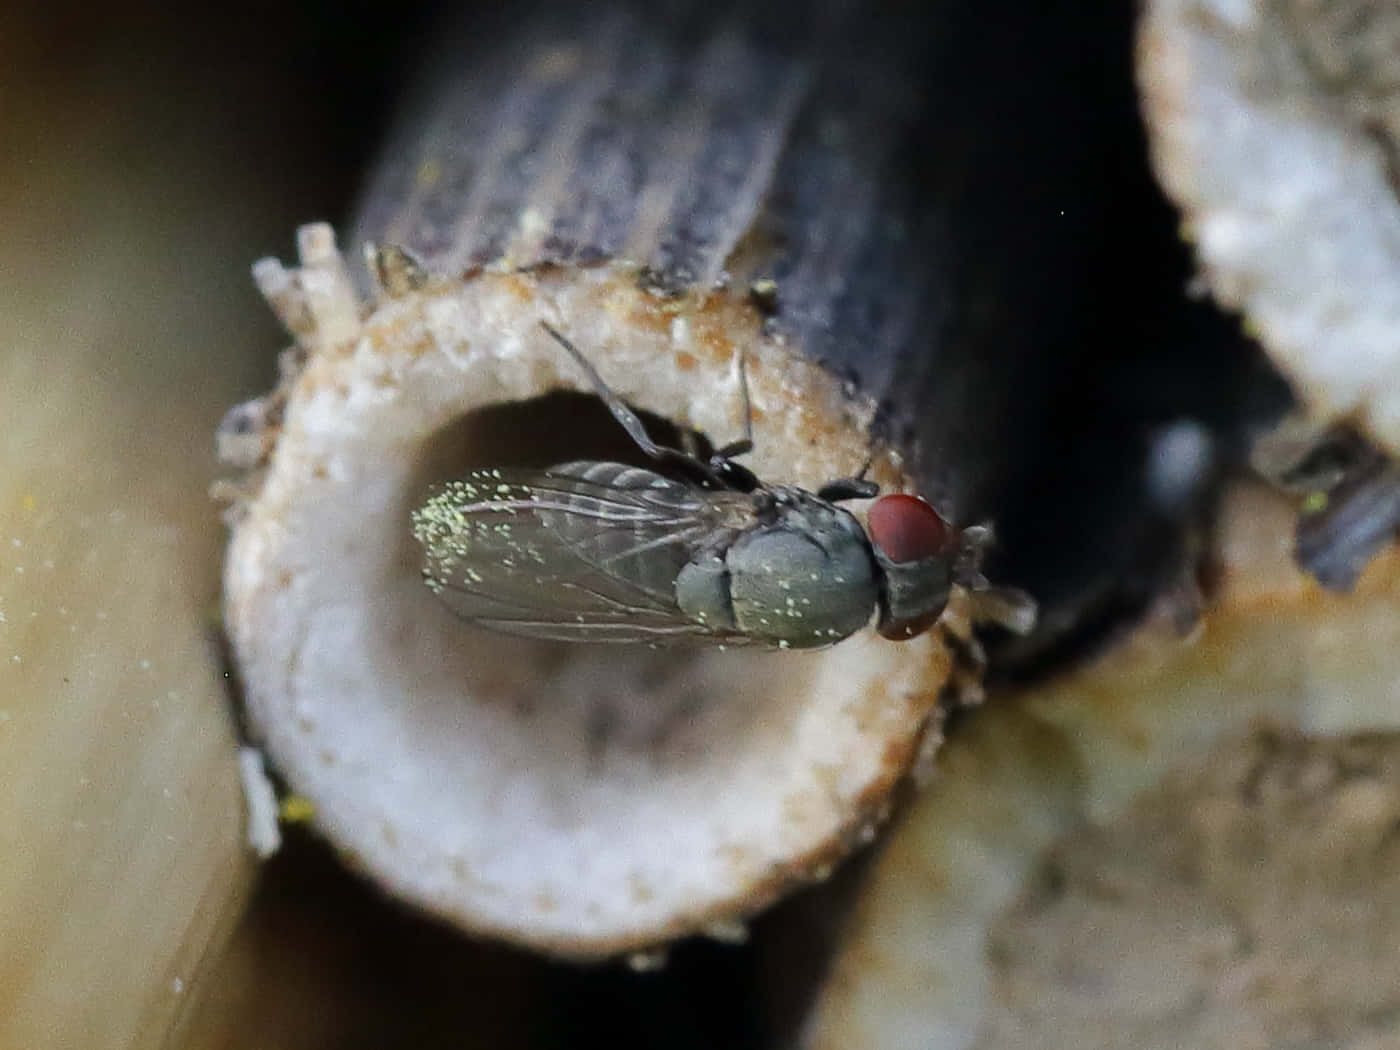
[864,492,958,641]
[723,488,878,649]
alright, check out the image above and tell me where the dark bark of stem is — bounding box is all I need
[350,0,1066,527]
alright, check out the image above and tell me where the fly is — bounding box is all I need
[411,321,1035,648]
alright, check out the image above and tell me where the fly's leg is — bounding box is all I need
[541,320,766,491]
[816,448,877,502]
[930,524,1038,724]
[707,354,756,490]
[711,349,755,461]
[817,478,879,502]
[935,601,987,708]
[909,602,987,783]
[540,321,732,488]
[541,321,671,460]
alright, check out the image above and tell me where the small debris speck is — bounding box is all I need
[239,748,282,859]
[626,949,669,973]
[279,795,317,823]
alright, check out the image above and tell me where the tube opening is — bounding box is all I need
[410,390,719,500]
[396,391,819,774]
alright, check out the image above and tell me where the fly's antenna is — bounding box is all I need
[540,321,731,488]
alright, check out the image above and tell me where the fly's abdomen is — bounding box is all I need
[544,461,702,606]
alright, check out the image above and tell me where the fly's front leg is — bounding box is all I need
[817,478,879,502]
[935,601,988,709]
[816,449,877,502]
[541,320,735,488]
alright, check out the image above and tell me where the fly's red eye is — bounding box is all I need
[866,494,950,563]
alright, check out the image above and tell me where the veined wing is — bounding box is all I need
[411,462,754,643]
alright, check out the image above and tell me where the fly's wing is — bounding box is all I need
[411,462,754,643]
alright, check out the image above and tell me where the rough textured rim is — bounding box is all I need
[220,225,959,958]
[1137,0,1400,453]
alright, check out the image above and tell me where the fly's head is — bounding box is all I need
[865,494,957,640]
[865,494,1038,641]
